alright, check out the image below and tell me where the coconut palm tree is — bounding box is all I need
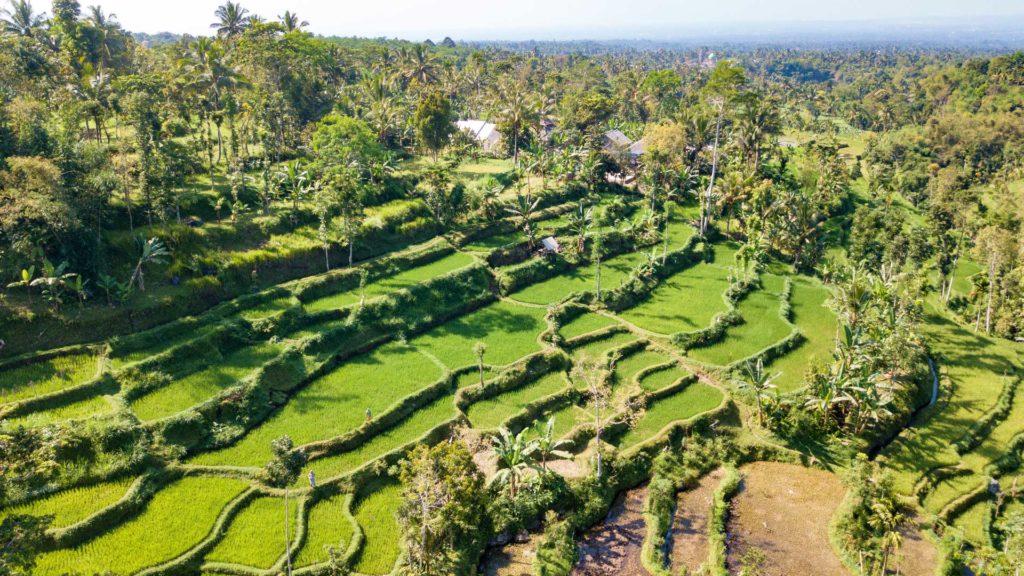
[491,427,539,498]
[534,417,573,472]
[278,10,307,31]
[399,44,436,88]
[0,0,44,36]
[493,78,539,168]
[211,1,250,39]
[179,38,247,164]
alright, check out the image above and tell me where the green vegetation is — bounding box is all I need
[304,251,474,312]
[33,477,247,575]
[615,383,723,448]
[764,276,837,392]
[299,391,459,485]
[466,372,569,430]
[294,493,356,567]
[352,480,402,575]
[205,495,297,568]
[510,250,649,305]
[688,275,792,366]
[130,342,284,421]
[3,8,1024,573]
[559,313,619,340]
[194,343,442,467]
[0,477,134,529]
[0,353,100,404]
[411,301,547,368]
[618,246,736,335]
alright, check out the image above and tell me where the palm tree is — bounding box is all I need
[534,417,573,472]
[493,78,539,168]
[491,427,539,498]
[868,501,905,575]
[399,44,436,87]
[179,38,247,164]
[0,0,44,36]
[473,342,487,386]
[505,192,541,251]
[211,1,250,39]
[737,358,779,426]
[129,237,170,292]
[278,10,307,31]
[86,5,120,68]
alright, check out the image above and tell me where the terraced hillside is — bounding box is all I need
[3,193,1018,576]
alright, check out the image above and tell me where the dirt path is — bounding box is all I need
[572,485,650,576]
[893,511,939,576]
[727,461,849,576]
[668,468,726,574]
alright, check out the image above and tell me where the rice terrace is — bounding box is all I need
[1,1,1024,575]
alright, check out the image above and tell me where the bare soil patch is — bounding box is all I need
[893,511,939,576]
[572,485,650,576]
[727,461,848,576]
[668,467,726,574]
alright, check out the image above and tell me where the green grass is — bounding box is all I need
[205,495,298,568]
[617,244,736,335]
[110,325,220,368]
[613,349,673,386]
[882,303,1022,496]
[952,500,991,545]
[285,315,349,340]
[352,480,402,575]
[614,383,724,449]
[466,372,569,430]
[688,274,792,366]
[638,366,688,392]
[304,252,475,312]
[510,250,650,305]
[294,493,355,567]
[298,391,459,486]
[238,296,299,322]
[764,276,838,392]
[130,342,284,421]
[33,476,248,575]
[569,332,638,363]
[560,313,619,340]
[411,301,547,369]
[193,343,442,467]
[0,352,100,404]
[457,367,497,388]
[3,394,115,428]
[531,402,591,439]
[462,230,522,252]
[0,476,134,529]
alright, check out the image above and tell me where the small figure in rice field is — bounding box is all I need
[365,407,372,422]
[308,470,316,488]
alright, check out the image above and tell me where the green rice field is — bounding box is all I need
[304,251,475,312]
[32,476,248,575]
[0,352,100,404]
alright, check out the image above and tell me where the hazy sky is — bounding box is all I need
[85,0,1024,40]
